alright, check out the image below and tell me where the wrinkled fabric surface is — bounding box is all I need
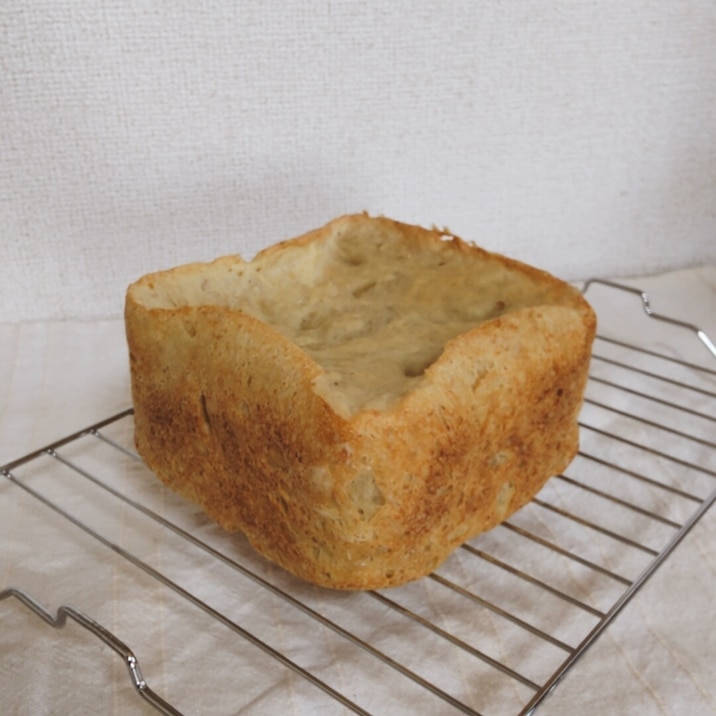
[0,267,714,715]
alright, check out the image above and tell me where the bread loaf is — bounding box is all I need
[125,214,596,589]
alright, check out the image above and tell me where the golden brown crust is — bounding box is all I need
[125,214,596,589]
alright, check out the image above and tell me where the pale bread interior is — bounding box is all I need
[132,222,564,415]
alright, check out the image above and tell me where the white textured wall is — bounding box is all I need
[2,1,715,321]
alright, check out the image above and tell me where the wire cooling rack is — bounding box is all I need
[1,280,715,715]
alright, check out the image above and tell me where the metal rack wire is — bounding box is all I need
[1,280,714,715]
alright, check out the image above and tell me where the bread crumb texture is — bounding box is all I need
[126,214,596,589]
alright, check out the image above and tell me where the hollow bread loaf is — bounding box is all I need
[125,214,596,589]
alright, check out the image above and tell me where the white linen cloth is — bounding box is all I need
[0,266,714,715]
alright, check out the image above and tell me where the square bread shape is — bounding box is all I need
[125,214,596,589]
